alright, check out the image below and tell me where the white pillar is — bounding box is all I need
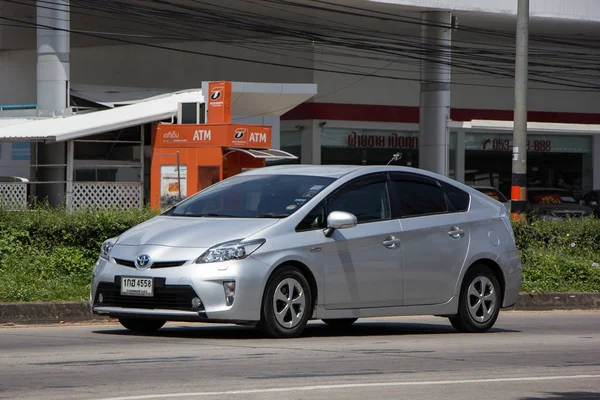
[66,140,74,210]
[37,0,70,117]
[593,135,600,190]
[301,120,321,165]
[419,11,452,176]
[456,130,465,183]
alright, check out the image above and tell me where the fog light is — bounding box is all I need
[191,297,202,310]
[223,281,236,306]
[98,293,104,303]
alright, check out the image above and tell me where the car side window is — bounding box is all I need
[390,179,448,218]
[440,181,470,212]
[329,181,391,223]
[296,201,327,231]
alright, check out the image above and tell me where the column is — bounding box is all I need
[592,135,600,190]
[419,11,452,176]
[301,120,321,165]
[37,0,70,117]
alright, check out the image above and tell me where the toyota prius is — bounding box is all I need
[90,165,522,338]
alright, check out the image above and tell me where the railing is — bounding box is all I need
[70,182,143,210]
[0,183,28,210]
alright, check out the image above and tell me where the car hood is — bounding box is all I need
[115,216,280,248]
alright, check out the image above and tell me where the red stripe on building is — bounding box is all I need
[282,103,600,124]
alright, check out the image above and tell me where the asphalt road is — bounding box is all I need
[1,311,599,400]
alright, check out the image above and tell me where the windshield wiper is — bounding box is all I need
[256,214,290,218]
[183,213,239,218]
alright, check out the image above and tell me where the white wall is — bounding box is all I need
[369,0,600,21]
[0,49,36,105]
[1,32,599,116]
[71,40,314,91]
[0,143,30,178]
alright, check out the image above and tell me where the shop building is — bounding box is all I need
[0,0,599,206]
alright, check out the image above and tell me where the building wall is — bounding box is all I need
[370,0,600,21]
[0,142,31,178]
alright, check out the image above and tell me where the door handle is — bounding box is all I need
[448,226,465,239]
[383,236,401,249]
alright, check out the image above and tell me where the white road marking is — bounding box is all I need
[95,374,600,400]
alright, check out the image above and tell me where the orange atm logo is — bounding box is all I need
[207,81,232,124]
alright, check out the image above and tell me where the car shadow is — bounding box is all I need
[92,320,519,340]
[520,392,600,400]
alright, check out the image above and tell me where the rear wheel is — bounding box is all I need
[118,318,166,333]
[322,318,358,327]
[258,266,312,338]
[449,265,501,333]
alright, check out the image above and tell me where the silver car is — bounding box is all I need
[91,165,522,338]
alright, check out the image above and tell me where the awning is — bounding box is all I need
[224,148,298,160]
[449,120,600,134]
[0,89,204,142]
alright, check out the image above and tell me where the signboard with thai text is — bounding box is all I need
[155,124,272,149]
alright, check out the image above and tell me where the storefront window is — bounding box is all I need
[275,131,302,165]
[464,133,592,199]
[321,128,419,167]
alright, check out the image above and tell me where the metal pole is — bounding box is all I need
[511,0,529,219]
[66,140,74,211]
[176,151,182,201]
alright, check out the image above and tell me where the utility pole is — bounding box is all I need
[511,0,529,219]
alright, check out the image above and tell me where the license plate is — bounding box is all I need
[120,276,154,297]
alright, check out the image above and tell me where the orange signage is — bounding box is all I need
[207,81,232,124]
[155,123,272,149]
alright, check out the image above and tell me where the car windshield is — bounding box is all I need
[164,174,336,218]
[528,190,577,205]
[475,188,508,203]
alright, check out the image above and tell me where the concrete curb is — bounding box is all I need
[1,293,599,325]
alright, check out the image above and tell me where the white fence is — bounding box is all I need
[0,183,27,210]
[70,182,143,210]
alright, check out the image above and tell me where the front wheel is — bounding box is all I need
[258,266,312,338]
[449,265,501,333]
[118,318,166,333]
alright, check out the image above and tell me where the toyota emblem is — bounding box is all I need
[135,254,152,269]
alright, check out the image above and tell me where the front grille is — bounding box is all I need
[113,259,186,269]
[94,278,201,311]
[114,258,135,268]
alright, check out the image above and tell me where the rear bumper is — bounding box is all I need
[498,250,523,308]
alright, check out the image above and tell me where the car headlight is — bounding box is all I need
[100,239,116,260]
[195,239,266,264]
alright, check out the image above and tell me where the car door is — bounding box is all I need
[321,173,404,310]
[389,173,470,306]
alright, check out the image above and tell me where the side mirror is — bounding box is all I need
[324,211,357,237]
[589,201,598,206]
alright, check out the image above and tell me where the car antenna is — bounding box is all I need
[387,152,402,165]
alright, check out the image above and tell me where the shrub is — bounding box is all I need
[0,209,599,302]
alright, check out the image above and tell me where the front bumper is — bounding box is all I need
[90,251,271,323]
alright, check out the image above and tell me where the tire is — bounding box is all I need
[118,318,166,333]
[322,318,358,327]
[449,265,501,333]
[258,266,312,338]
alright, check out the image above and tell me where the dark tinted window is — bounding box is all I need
[296,201,327,231]
[329,182,391,223]
[441,182,470,211]
[165,174,335,218]
[391,179,448,217]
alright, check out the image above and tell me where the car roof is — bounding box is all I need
[242,164,458,179]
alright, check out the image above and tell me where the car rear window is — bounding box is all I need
[528,190,577,204]
[476,188,508,203]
